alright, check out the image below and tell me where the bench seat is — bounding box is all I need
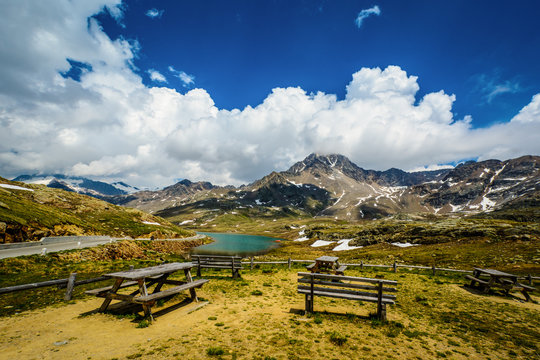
[465,275,490,286]
[517,283,536,291]
[298,287,395,304]
[134,279,208,304]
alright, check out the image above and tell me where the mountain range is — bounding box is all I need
[14,154,540,220]
[12,174,140,197]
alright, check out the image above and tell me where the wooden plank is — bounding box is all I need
[297,288,395,304]
[0,278,68,294]
[200,264,244,270]
[298,285,396,300]
[465,275,490,286]
[134,279,208,303]
[517,283,537,291]
[316,256,339,262]
[298,278,397,293]
[297,272,398,285]
[85,280,138,295]
[105,262,193,280]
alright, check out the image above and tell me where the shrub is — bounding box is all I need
[328,331,347,346]
[251,290,263,296]
[136,320,150,328]
[206,347,225,356]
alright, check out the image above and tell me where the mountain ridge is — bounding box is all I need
[11,154,540,220]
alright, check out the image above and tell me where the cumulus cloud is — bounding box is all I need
[146,8,164,19]
[355,5,381,28]
[168,66,195,87]
[0,1,539,189]
[148,69,167,83]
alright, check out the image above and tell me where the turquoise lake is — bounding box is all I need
[194,232,281,256]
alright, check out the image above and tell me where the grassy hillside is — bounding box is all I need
[0,177,194,242]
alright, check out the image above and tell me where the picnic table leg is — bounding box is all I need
[142,302,154,322]
[522,289,532,302]
[137,279,155,322]
[184,269,198,302]
[484,277,495,293]
[152,274,170,294]
[99,278,124,312]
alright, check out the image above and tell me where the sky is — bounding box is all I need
[1,0,540,188]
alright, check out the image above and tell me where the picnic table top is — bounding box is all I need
[105,262,193,280]
[474,268,518,278]
[316,256,339,263]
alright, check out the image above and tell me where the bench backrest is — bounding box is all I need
[191,255,243,266]
[297,272,398,301]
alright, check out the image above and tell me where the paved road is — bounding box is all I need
[0,238,117,259]
[0,234,206,259]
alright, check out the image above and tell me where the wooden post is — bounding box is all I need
[360,261,364,270]
[528,274,532,286]
[64,273,77,301]
[377,281,384,321]
[197,256,201,277]
[432,264,436,276]
[250,256,254,270]
[393,262,397,273]
[309,273,315,313]
[288,258,292,270]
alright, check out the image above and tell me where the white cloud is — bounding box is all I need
[168,66,195,86]
[408,164,455,173]
[0,1,539,189]
[474,74,521,103]
[148,69,167,83]
[146,8,164,19]
[355,5,381,28]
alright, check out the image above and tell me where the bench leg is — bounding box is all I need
[196,266,201,277]
[305,294,313,314]
[378,304,387,322]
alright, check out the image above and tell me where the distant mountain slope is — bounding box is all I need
[0,178,193,243]
[13,174,139,197]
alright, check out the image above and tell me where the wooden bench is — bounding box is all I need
[297,272,398,321]
[192,255,243,278]
[335,265,347,275]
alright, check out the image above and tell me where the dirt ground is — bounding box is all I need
[0,268,538,360]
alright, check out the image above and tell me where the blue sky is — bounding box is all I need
[96,0,540,128]
[1,0,539,187]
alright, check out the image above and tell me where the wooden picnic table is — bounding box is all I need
[306,256,347,275]
[86,262,208,321]
[466,268,536,301]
